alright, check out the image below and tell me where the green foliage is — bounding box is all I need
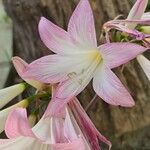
[146,0,150,11]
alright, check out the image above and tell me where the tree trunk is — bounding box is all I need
[3,0,150,149]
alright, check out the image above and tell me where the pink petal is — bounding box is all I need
[69,98,112,149]
[5,108,34,139]
[99,42,147,69]
[45,71,93,116]
[68,0,97,48]
[137,55,150,80]
[127,0,148,19]
[93,64,135,107]
[39,17,83,54]
[104,22,147,40]
[64,108,78,141]
[23,55,71,83]
[12,56,44,90]
[108,19,150,26]
[52,138,86,150]
[127,0,148,29]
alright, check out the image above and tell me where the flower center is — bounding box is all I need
[88,50,102,64]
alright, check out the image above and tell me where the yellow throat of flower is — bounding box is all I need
[88,50,102,64]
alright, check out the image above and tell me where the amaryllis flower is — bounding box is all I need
[0,98,111,150]
[103,0,150,40]
[19,0,148,112]
[104,0,150,80]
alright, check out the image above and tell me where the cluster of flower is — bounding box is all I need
[0,0,149,149]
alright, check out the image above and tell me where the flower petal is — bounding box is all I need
[5,108,34,139]
[0,83,26,109]
[137,55,150,80]
[99,42,147,69]
[93,64,135,107]
[142,12,150,19]
[45,61,97,116]
[12,57,44,90]
[23,53,91,84]
[52,138,86,150]
[0,137,49,150]
[69,98,112,149]
[39,17,84,54]
[0,100,28,134]
[64,108,78,141]
[68,0,97,48]
[127,0,148,29]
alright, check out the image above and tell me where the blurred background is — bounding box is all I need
[0,0,150,149]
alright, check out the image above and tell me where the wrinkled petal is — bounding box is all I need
[137,55,150,80]
[127,0,148,29]
[0,100,28,134]
[104,22,148,40]
[69,98,112,150]
[39,17,84,54]
[5,108,34,139]
[0,83,26,109]
[12,57,44,90]
[68,0,97,48]
[114,19,150,26]
[93,64,135,107]
[99,42,147,68]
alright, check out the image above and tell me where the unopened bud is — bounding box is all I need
[140,26,150,34]
[0,83,27,109]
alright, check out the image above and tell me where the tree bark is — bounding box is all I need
[3,0,150,149]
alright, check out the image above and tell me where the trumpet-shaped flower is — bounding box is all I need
[0,98,111,150]
[19,0,148,113]
[104,0,150,80]
[104,0,150,38]
[0,99,28,134]
[0,83,26,109]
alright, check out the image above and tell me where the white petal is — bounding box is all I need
[0,137,49,150]
[137,55,150,80]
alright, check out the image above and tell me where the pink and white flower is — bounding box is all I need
[104,0,150,80]
[16,0,148,113]
[0,97,111,150]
